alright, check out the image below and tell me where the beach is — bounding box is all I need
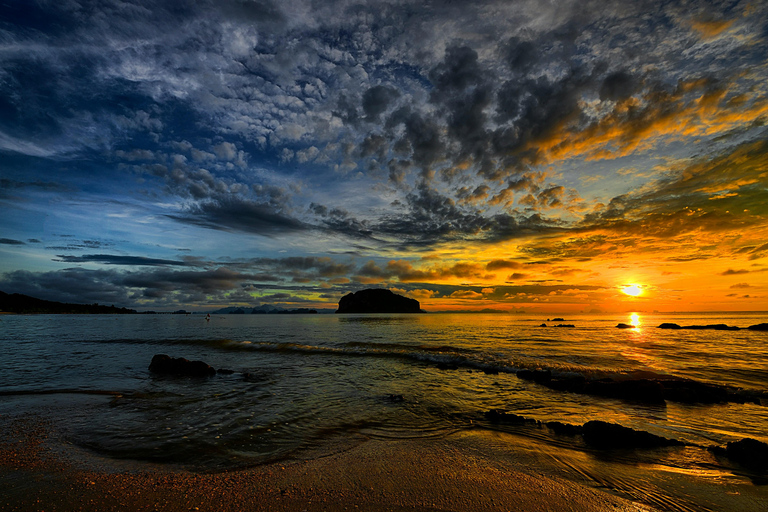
[1,313,767,511]
[1,412,644,512]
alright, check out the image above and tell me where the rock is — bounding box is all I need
[658,323,741,331]
[546,421,583,436]
[516,369,552,384]
[748,323,768,331]
[555,324,575,328]
[484,410,538,425]
[552,317,565,321]
[616,323,634,329]
[335,288,421,314]
[386,394,405,403]
[683,324,740,331]
[659,379,731,404]
[582,420,683,449]
[539,323,547,327]
[216,368,235,375]
[148,354,216,377]
[719,438,768,471]
[585,379,666,404]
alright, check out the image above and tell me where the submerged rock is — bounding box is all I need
[516,369,552,384]
[719,438,768,471]
[148,354,216,377]
[336,288,421,314]
[484,410,538,425]
[545,421,583,437]
[658,323,741,330]
[616,323,634,329]
[748,323,768,331]
[585,379,666,404]
[582,420,683,449]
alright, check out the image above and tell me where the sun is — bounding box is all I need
[622,284,643,297]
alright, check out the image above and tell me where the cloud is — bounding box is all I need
[54,254,188,266]
[721,269,749,275]
[0,238,25,245]
[171,196,307,235]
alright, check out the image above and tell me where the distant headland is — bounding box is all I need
[0,290,136,314]
[336,289,422,314]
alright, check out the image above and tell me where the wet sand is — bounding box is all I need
[0,414,642,512]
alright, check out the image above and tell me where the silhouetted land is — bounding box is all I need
[336,288,421,313]
[0,290,136,314]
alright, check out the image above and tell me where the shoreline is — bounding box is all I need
[1,414,641,512]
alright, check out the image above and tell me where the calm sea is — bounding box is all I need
[2,312,767,510]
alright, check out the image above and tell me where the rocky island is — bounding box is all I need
[336,288,422,314]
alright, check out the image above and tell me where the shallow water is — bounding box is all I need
[2,312,767,509]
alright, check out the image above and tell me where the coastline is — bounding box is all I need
[1,413,639,512]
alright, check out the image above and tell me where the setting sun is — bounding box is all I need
[622,285,643,297]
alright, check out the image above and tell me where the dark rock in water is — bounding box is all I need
[149,354,216,377]
[713,438,768,471]
[386,394,405,403]
[748,323,768,331]
[552,317,565,321]
[539,323,547,327]
[484,410,538,425]
[616,323,634,329]
[243,372,267,383]
[548,375,587,393]
[516,369,552,383]
[659,379,732,404]
[585,379,666,404]
[659,322,740,331]
[684,324,740,331]
[582,420,683,449]
[216,368,235,375]
[482,367,500,375]
[555,324,575,328]
[336,288,421,314]
[546,421,583,437]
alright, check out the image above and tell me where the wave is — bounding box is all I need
[151,338,768,407]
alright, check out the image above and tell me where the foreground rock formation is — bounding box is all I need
[336,289,421,314]
[148,354,216,377]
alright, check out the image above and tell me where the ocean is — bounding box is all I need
[2,312,767,511]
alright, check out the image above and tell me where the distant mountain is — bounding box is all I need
[209,304,324,314]
[0,290,137,314]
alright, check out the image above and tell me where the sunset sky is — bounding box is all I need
[1,0,767,313]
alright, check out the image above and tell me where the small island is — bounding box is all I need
[336,288,421,314]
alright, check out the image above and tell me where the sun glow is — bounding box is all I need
[622,284,643,297]
[630,313,640,326]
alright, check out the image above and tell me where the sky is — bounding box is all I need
[1,0,767,313]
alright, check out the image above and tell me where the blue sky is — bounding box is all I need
[1,0,767,312]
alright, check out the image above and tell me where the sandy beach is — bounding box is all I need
[0,413,641,512]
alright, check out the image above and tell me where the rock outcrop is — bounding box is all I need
[336,289,421,314]
[148,354,216,377]
[582,420,683,449]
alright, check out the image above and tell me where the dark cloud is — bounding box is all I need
[721,269,749,275]
[0,269,132,306]
[362,86,400,122]
[171,196,306,235]
[0,238,25,245]
[54,254,188,266]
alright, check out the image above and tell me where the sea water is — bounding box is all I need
[2,312,767,509]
